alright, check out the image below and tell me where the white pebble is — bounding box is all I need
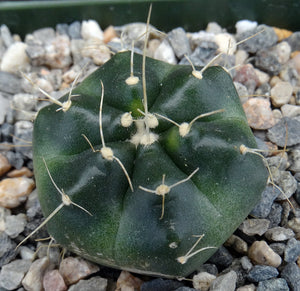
[275,41,291,64]
[215,33,237,55]
[235,20,258,35]
[270,81,293,107]
[81,20,103,40]
[281,104,300,117]
[0,42,29,73]
[154,39,177,64]
[193,272,216,291]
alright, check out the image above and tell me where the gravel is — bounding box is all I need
[0,17,300,291]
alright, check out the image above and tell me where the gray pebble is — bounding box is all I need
[175,287,198,291]
[67,276,108,291]
[197,263,219,276]
[4,213,27,239]
[13,121,33,160]
[239,218,270,236]
[56,23,69,35]
[210,270,237,291]
[141,278,184,291]
[251,186,281,218]
[255,50,281,76]
[289,149,300,172]
[0,24,13,48]
[0,71,22,95]
[168,27,191,59]
[247,265,279,282]
[286,31,300,51]
[267,154,289,170]
[295,182,300,204]
[267,203,283,227]
[0,259,32,290]
[208,246,233,270]
[33,27,56,43]
[270,242,286,256]
[268,117,300,147]
[1,123,14,142]
[257,278,289,291]
[4,151,24,169]
[281,262,300,290]
[236,24,278,53]
[272,168,297,200]
[0,93,10,125]
[0,232,17,268]
[154,39,177,64]
[68,21,82,39]
[265,226,295,241]
[284,238,300,263]
[240,256,253,272]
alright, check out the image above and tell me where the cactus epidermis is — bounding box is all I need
[33,50,268,277]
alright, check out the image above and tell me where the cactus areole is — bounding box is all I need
[33,51,268,277]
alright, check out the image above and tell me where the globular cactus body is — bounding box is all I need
[33,51,268,277]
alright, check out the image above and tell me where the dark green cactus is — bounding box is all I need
[33,51,268,277]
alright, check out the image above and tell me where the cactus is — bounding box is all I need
[32,48,268,277]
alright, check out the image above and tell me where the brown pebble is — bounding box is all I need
[0,177,35,208]
[225,234,248,254]
[0,154,11,176]
[7,167,33,178]
[243,98,275,129]
[43,269,67,291]
[273,27,293,42]
[116,270,143,291]
[248,240,282,267]
[103,25,118,43]
[59,257,99,285]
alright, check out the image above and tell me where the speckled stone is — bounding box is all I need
[270,81,293,107]
[168,27,191,59]
[281,262,300,290]
[43,270,68,291]
[255,50,281,76]
[239,219,270,236]
[284,238,300,263]
[257,278,289,291]
[265,226,295,242]
[193,272,216,291]
[247,265,279,282]
[210,270,237,291]
[141,277,183,291]
[225,235,248,254]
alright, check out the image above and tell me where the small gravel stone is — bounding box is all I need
[0,232,16,267]
[234,64,259,94]
[250,185,281,218]
[0,259,31,290]
[239,218,270,236]
[192,272,216,291]
[59,257,100,285]
[268,117,300,147]
[43,270,67,291]
[237,24,278,53]
[270,81,293,107]
[287,217,300,235]
[284,238,300,263]
[240,256,253,272]
[247,265,279,282]
[286,31,300,51]
[235,20,258,35]
[208,246,233,269]
[206,22,223,34]
[0,42,29,73]
[0,71,22,94]
[270,242,286,256]
[141,278,183,291]
[257,278,289,291]
[242,98,275,129]
[18,246,35,261]
[0,153,11,176]
[68,21,81,39]
[168,27,191,59]
[197,263,218,276]
[224,234,248,254]
[236,284,256,291]
[255,50,281,76]
[13,121,33,160]
[4,213,27,238]
[81,20,103,40]
[7,167,33,178]
[0,94,10,124]
[267,203,283,227]
[281,262,300,290]
[68,276,107,291]
[56,23,69,36]
[275,41,291,64]
[103,25,118,44]
[154,39,177,64]
[175,288,198,291]
[0,24,14,47]
[248,240,282,267]
[210,270,237,291]
[22,257,50,291]
[289,150,300,172]
[281,104,300,118]
[265,226,295,241]
[215,33,236,55]
[5,151,25,170]
[0,177,35,208]
[116,270,143,291]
